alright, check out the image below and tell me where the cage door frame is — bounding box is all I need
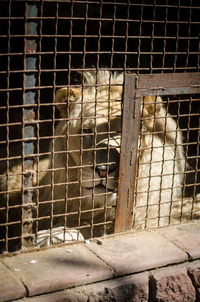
[115,72,200,233]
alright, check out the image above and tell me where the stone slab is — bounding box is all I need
[13,272,149,302]
[0,262,26,302]
[158,220,200,259]
[87,231,187,276]
[3,244,113,297]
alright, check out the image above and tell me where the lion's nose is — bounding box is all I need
[96,165,107,178]
[96,163,118,178]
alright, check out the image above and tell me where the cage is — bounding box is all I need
[0,0,199,253]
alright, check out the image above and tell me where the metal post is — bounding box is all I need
[22,3,38,248]
[115,74,141,233]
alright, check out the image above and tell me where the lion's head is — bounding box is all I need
[55,71,122,190]
[38,71,124,234]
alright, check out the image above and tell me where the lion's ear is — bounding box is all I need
[55,87,82,117]
[142,96,162,118]
[142,96,165,131]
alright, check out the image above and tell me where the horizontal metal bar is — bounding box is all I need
[0,0,198,10]
[136,73,200,97]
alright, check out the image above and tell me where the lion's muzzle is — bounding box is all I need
[95,136,120,179]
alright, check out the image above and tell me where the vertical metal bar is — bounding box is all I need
[79,1,88,234]
[124,0,130,72]
[5,0,12,253]
[110,2,116,69]
[114,74,141,233]
[22,3,38,248]
[64,1,73,238]
[150,0,156,73]
[174,0,180,72]
[50,1,58,242]
[192,108,200,219]
[105,3,117,235]
[185,0,192,69]
[161,0,168,72]
[137,1,143,72]
[91,1,102,237]
[34,1,43,240]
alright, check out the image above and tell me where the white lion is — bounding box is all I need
[1,71,198,247]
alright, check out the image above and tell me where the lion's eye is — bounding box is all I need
[83,128,93,134]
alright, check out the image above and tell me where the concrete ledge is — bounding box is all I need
[1,220,200,302]
[2,244,113,298]
[0,263,26,302]
[87,230,187,276]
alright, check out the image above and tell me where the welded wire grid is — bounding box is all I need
[0,0,199,253]
[133,95,200,230]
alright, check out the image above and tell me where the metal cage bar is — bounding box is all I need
[115,74,141,233]
[22,3,38,248]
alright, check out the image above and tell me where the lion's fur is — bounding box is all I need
[1,71,198,242]
[135,96,185,228]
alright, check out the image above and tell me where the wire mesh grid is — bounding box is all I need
[133,95,200,230]
[0,0,199,253]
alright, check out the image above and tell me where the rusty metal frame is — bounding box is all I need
[115,72,200,233]
[114,74,141,233]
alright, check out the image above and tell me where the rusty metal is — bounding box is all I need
[115,72,200,233]
[136,73,200,97]
[115,74,141,233]
[22,3,38,248]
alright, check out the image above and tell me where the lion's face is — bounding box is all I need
[55,72,123,207]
